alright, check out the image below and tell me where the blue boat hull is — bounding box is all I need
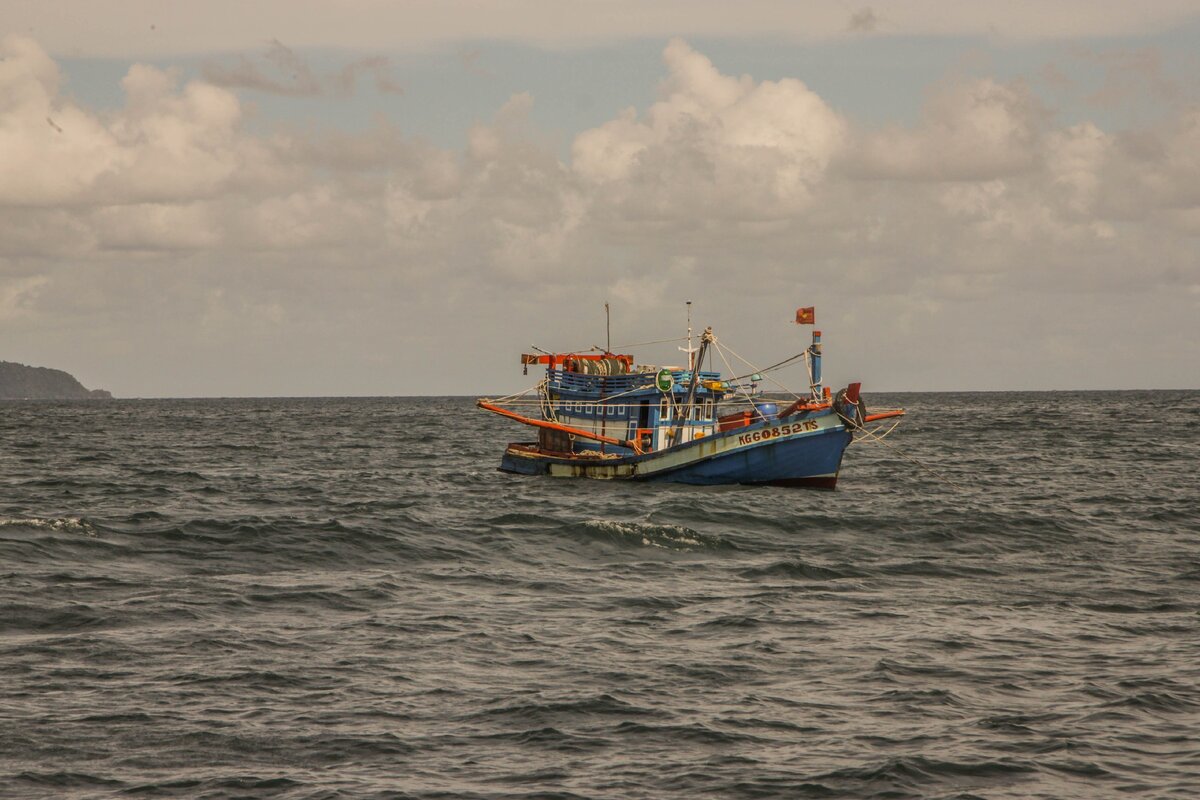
[499,415,852,489]
[643,427,850,488]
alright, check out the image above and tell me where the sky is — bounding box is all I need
[1,1,1198,396]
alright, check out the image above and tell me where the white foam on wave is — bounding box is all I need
[0,517,97,536]
[582,519,706,550]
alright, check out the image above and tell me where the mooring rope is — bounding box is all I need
[853,419,903,443]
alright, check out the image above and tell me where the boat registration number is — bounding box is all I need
[737,419,819,445]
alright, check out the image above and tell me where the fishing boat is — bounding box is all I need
[477,308,904,489]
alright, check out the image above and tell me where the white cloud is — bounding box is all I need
[0,36,122,206]
[0,36,276,211]
[574,39,846,220]
[91,202,220,251]
[1044,122,1110,215]
[851,78,1043,181]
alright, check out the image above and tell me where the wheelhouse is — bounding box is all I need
[527,351,726,456]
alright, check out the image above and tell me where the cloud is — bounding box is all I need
[333,56,405,96]
[1100,109,1200,225]
[202,39,403,97]
[573,39,847,221]
[458,47,494,78]
[0,36,124,206]
[0,36,277,212]
[1077,47,1179,109]
[850,78,1045,181]
[847,8,879,33]
[202,39,321,96]
[0,35,1197,394]
[0,275,49,320]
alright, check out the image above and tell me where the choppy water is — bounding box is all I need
[2,392,1198,799]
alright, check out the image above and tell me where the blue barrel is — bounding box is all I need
[754,402,778,420]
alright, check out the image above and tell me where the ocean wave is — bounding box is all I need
[465,693,659,723]
[815,754,1038,785]
[0,601,109,633]
[739,558,865,581]
[0,516,96,536]
[608,720,771,745]
[575,519,734,551]
[5,771,125,791]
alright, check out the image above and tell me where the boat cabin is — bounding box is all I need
[521,352,726,455]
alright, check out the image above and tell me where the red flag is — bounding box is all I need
[795,306,815,325]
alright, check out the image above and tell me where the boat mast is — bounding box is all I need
[671,326,713,446]
[809,330,822,399]
[686,301,692,369]
[679,300,698,370]
[605,302,611,353]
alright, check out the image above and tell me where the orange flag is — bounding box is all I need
[795,306,815,325]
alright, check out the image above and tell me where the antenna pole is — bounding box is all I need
[686,301,693,370]
[605,302,611,353]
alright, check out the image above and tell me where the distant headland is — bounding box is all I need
[0,361,112,399]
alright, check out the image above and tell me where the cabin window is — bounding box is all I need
[616,405,626,416]
[660,397,670,421]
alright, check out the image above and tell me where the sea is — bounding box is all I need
[2,391,1198,799]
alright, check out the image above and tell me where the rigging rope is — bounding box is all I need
[712,342,761,411]
[610,335,690,349]
[722,349,809,383]
[716,341,807,403]
[488,382,539,405]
